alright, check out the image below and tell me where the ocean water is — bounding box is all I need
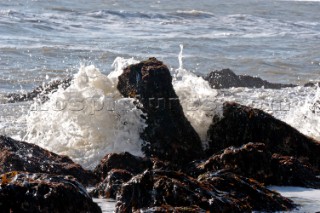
[1,0,320,212]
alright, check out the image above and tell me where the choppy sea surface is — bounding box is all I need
[1,0,320,212]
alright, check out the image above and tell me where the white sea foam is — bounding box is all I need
[175,10,215,17]
[172,45,219,144]
[283,86,320,140]
[23,58,145,169]
[21,53,320,170]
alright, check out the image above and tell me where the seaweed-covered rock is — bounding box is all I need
[93,152,153,180]
[92,152,174,199]
[207,102,320,169]
[0,135,97,186]
[187,142,320,188]
[90,169,133,199]
[117,57,203,164]
[204,69,296,89]
[115,170,294,213]
[270,154,320,188]
[5,78,72,103]
[186,143,273,180]
[0,171,101,213]
[198,171,294,212]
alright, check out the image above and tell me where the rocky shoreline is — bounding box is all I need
[1,58,320,212]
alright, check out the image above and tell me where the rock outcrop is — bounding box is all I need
[270,154,320,188]
[115,170,294,212]
[0,135,97,186]
[186,142,273,179]
[90,169,133,199]
[117,57,203,164]
[5,78,72,103]
[0,171,101,213]
[91,152,173,199]
[204,69,297,89]
[93,152,153,181]
[186,142,320,188]
[207,102,320,170]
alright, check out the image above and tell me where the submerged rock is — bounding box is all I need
[5,77,72,103]
[115,170,294,213]
[117,57,203,164]
[0,135,97,186]
[204,69,297,89]
[0,171,101,213]
[207,102,320,169]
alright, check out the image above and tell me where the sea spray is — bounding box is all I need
[23,59,145,169]
[283,85,320,140]
[172,45,219,144]
[21,55,320,169]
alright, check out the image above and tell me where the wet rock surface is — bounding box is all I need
[186,142,273,180]
[0,171,101,213]
[204,68,297,89]
[207,102,320,169]
[91,152,174,199]
[198,171,294,212]
[90,169,133,199]
[0,135,97,186]
[93,152,153,181]
[270,154,320,188]
[5,78,72,103]
[115,170,294,213]
[117,57,203,164]
[186,142,320,188]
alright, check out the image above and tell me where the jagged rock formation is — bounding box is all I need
[117,57,204,164]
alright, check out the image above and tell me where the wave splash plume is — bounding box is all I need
[23,58,145,169]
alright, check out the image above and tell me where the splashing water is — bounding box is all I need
[173,45,219,145]
[283,85,320,140]
[178,44,184,71]
[23,58,145,169]
[20,53,320,170]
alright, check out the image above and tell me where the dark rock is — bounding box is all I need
[90,169,133,199]
[92,152,173,199]
[270,154,320,188]
[117,57,203,164]
[304,82,320,87]
[207,102,320,170]
[0,135,97,186]
[93,152,153,181]
[115,170,294,213]
[198,171,294,212]
[5,77,72,103]
[0,171,101,213]
[186,142,273,181]
[204,69,297,89]
[187,142,320,188]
